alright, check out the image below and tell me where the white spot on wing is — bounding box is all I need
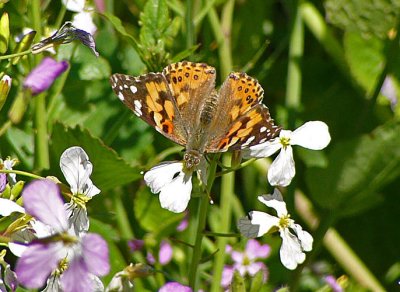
[118,92,125,101]
[134,100,142,116]
[130,85,138,94]
[241,136,255,147]
[260,126,267,133]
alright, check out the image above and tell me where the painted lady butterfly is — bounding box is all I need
[110,61,281,169]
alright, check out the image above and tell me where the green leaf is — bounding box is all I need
[134,186,184,239]
[78,57,111,80]
[0,12,9,54]
[139,0,170,46]
[325,0,400,39]
[343,31,385,95]
[51,122,141,191]
[231,270,246,292]
[306,121,400,217]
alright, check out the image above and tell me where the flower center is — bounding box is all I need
[243,255,251,266]
[280,136,291,148]
[71,193,91,209]
[278,214,291,229]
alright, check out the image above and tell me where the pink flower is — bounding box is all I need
[221,239,270,288]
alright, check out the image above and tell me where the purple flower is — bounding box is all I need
[15,179,110,291]
[324,275,343,292]
[147,240,173,266]
[159,282,192,292]
[23,57,68,95]
[176,211,189,232]
[128,239,144,252]
[221,239,270,288]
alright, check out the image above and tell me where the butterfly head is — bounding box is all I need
[183,150,202,171]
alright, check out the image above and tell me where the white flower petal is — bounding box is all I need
[144,162,184,194]
[248,211,279,237]
[258,189,288,217]
[60,146,100,197]
[279,228,305,270]
[0,198,25,216]
[159,172,192,213]
[65,202,89,236]
[9,229,36,257]
[290,121,331,150]
[242,137,282,158]
[267,146,295,187]
[62,0,85,12]
[72,11,97,35]
[292,223,313,252]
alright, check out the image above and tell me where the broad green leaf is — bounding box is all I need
[51,122,141,191]
[306,121,400,217]
[343,31,384,95]
[0,12,9,54]
[139,0,170,46]
[134,186,184,239]
[325,0,400,39]
[78,57,111,80]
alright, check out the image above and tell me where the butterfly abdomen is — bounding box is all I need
[200,91,219,126]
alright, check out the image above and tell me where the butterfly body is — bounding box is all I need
[110,61,281,170]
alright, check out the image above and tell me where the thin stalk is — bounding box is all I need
[188,157,218,289]
[219,0,234,77]
[31,0,49,170]
[113,194,134,239]
[285,0,304,217]
[0,169,42,180]
[211,154,234,292]
[186,0,195,49]
[0,50,31,61]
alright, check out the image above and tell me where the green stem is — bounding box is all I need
[31,0,49,170]
[0,50,32,61]
[186,0,194,49]
[211,154,235,292]
[0,121,11,137]
[219,0,234,77]
[285,0,304,217]
[113,194,134,239]
[188,157,218,289]
[0,169,42,180]
[285,0,303,128]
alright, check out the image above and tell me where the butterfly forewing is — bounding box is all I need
[163,62,216,137]
[204,72,281,152]
[110,72,187,146]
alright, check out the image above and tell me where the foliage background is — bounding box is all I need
[1,0,400,291]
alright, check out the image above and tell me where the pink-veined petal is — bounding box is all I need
[15,242,65,288]
[159,282,193,292]
[221,266,234,288]
[158,171,192,213]
[258,189,288,217]
[82,233,110,276]
[279,228,305,270]
[65,202,89,236]
[22,180,67,233]
[144,162,183,194]
[267,146,295,187]
[231,251,244,264]
[61,257,92,292]
[290,121,331,150]
[242,138,282,159]
[247,261,267,279]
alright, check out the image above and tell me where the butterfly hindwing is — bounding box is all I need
[110,73,187,146]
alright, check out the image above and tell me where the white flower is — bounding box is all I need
[244,121,331,186]
[60,146,100,235]
[62,0,85,12]
[144,162,192,213]
[0,157,18,186]
[72,10,97,35]
[238,189,313,270]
